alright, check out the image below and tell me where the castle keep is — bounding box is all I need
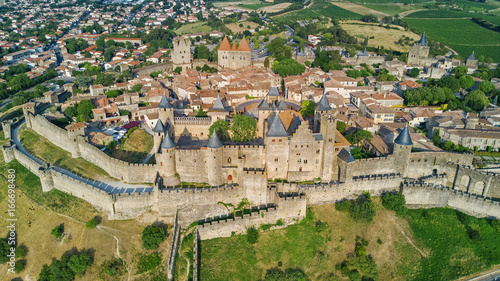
[217,36,252,69]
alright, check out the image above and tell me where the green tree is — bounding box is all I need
[409,68,420,78]
[465,90,489,111]
[194,44,210,59]
[86,219,98,229]
[208,120,230,141]
[337,121,347,134]
[265,37,293,58]
[174,67,182,74]
[382,192,407,216]
[132,83,143,93]
[398,53,408,63]
[196,108,208,117]
[67,253,92,277]
[77,100,96,118]
[141,225,165,250]
[299,100,316,117]
[459,75,474,89]
[51,225,63,238]
[272,58,306,77]
[74,75,93,90]
[479,81,495,94]
[432,129,441,146]
[453,66,468,77]
[230,114,257,142]
[264,268,308,281]
[264,57,270,69]
[247,227,259,244]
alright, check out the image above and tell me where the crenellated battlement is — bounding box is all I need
[174,117,211,125]
[160,184,238,194]
[352,173,401,181]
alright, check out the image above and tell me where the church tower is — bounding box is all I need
[408,34,430,66]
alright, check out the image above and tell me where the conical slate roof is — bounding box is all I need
[161,134,175,149]
[207,132,223,148]
[394,125,413,146]
[467,51,477,61]
[271,101,277,111]
[153,119,164,133]
[338,148,356,163]
[277,100,288,111]
[315,94,332,111]
[359,48,369,56]
[267,112,288,137]
[258,99,271,110]
[237,37,251,52]
[158,94,173,109]
[219,37,231,51]
[419,33,427,47]
[267,87,281,97]
[209,96,227,111]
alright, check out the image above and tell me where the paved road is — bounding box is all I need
[468,269,500,281]
[12,118,153,194]
[284,25,295,38]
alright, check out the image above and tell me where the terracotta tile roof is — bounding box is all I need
[231,43,237,51]
[65,123,86,130]
[237,37,251,52]
[219,36,231,51]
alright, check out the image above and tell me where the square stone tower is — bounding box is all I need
[172,36,191,69]
[218,36,252,69]
[408,34,430,66]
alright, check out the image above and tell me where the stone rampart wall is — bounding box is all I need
[27,113,156,183]
[403,182,500,219]
[196,196,306,240]
[175,149,208,184]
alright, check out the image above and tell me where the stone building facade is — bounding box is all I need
[217,37,252,69]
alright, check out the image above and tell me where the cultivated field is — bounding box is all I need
[238,2,274,10]
[404,18,500,62]
[226,21,261,33]
[340,21,421,52]
[332,2,389,17]
[212,0,262,8]
[361,3,423,16]
[174,22,213,35]
[257,2,292,13]
[273,1,361,21]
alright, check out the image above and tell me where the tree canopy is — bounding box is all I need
[208,120,231,142]
[141,225,165,250]
[272,58,306,77]
[465,90,489,111]
[230,114,257,142]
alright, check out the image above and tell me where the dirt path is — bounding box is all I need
[395,222,428,258]
[183,256,190,281]
[399,9,426,18]
[97,225,132,281]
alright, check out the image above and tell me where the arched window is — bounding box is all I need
[228,157,231,163]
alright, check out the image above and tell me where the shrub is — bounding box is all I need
[335,200,352,212]
[247,227,259,244]
[101,258,124,277]
[86,219,98,229]
[141,225,166,250]
[315,220,328,232]
[51,225,63,238]
[136,252,162,273]
[382,192,407,216]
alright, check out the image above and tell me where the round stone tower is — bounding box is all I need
[393,125,413,177]
[159,134,179,186]
[158,94,175,137]
[152,119,165,153]
[206,132,224,186]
